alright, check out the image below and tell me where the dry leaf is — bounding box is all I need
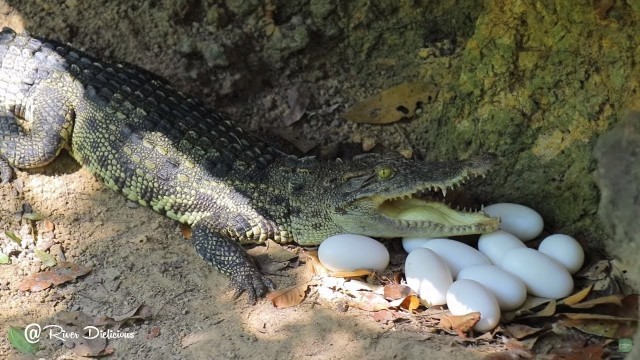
[548,343,605,360]
[559,285,593,306]
[303,250,329,276]
[577,260,610,280]
[329,269,373,278]
[18,262,91,291]
[383,284,413,300]
[246,239,297,262]
[503,324,547,339]
[54,311,111,357]
[42,219,55,232]
[559,313,638,321]
[248,240,298,273]
[616,294,639,318]
[343,82,438,124]
[180,224,192,239]
[372,309,397,323]
[567,294,625,309]
[521,300,556,319]
[439,312,481,337]
[283,85,310,126]
[94,304,154,328]
[399,295,420,311]
[113,304,153,322]
[503,296,554,321]
[611,259,639,293]
[267,284,309,308]
[146,326,161,339]
[559,317,636,339]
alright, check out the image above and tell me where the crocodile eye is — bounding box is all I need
[376,166,394,180]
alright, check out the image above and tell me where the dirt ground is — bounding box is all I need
[0,0,638,359]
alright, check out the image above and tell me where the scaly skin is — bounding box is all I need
[0,28,499,302]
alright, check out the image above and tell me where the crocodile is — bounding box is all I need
[0,27,499,302]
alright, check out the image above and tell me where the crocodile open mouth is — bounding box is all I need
[373,183,499,234]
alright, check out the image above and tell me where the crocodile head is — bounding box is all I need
[286,153,500,245]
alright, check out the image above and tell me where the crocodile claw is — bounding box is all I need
[230,270,276,304]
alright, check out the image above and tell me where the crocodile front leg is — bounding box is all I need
[0,74,76,183]
[192,216,275,303]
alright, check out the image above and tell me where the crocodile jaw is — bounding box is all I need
[375,196,500,236]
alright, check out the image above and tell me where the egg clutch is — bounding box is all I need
[317,203,585,332]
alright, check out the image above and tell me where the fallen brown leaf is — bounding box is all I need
[267,284,309,308]
[283,85,310,126]
[372,309,398,323]
[503,296,554,321]
[180,224,192,239]
[399,295,420,311]
[559,317,636,339]
[113,304,153,322]
[53,311,111,357]
[303,250,329,276]
[94,304,154,328]
[146,326,161,339]
[248,240,299,273]
[383,284,413,300]
[42,219,55,232]
[548,342,605,360]
[576,260,610,280]
[503,324,547,339]
[18,262,91,292]
[343,82,438,124]
[439,312,481,337]
[559,313,638,321]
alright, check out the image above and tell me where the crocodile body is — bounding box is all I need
[0,28,499,302]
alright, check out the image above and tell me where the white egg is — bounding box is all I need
[483,203,544,241]
[318,234,389,272]
[538,234,585,274]
[405,248,452,305]
[421,239,490,278]
[499,248,573,299]
[446,279,501,332]
[478,230,526,265]
[457,264,527,310]
[402,237,435,253]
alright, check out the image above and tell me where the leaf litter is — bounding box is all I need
[18,261,91,291]
[266,249,637,358]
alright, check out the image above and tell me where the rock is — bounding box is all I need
[594,111,640,359]
[263,21,310,67]
[225,0,260,17]
[198,41,229,68]
[310,0,335,20]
